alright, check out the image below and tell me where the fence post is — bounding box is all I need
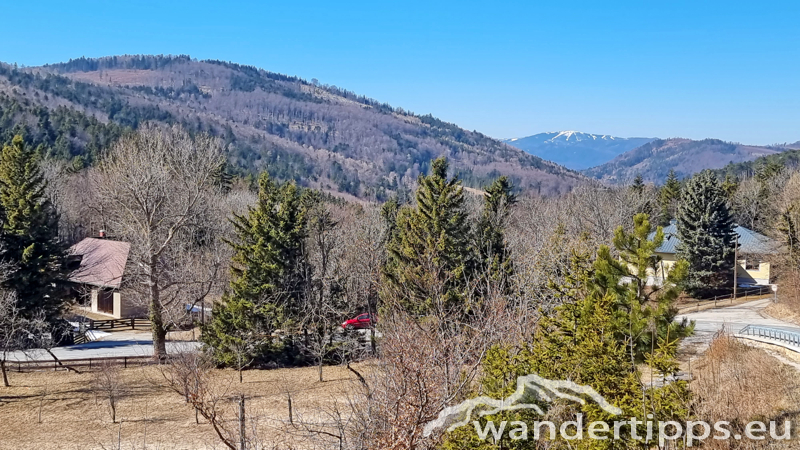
[239,394,246,450]
[714,296,717,307]
[131,318,135,330]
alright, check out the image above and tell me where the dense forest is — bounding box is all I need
[0,55,585,200]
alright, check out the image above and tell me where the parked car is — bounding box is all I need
[342,313,375,330]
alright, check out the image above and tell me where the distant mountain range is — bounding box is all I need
[583,138,785,184]
[0,55,586,200]
[502,131,655,170]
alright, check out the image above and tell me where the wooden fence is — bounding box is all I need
[87,318,151,331]
[10,355,156,373]
[680,285,775,313]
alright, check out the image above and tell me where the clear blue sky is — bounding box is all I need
[3,0,799,144]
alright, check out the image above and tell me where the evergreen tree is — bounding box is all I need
[593,213,692,363]
[443,251,690,449]
[630,173,645,195]
[658,169,681,225]
[0,136,66,322]
[721,173,738,203]
[676,170,737,295]
[211,160,234,193]
[383,157,472,316]
[474,176,516,288]
[202,172,310,365]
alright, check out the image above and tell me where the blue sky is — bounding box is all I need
[3,1,799,144]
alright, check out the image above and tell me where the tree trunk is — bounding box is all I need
[318,359,323,382]
[150,276,168,359]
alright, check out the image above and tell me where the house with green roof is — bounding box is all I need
[645,220,777,287]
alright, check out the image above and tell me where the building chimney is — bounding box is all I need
[99,230,107,238]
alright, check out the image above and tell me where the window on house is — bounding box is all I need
[745,260,760,271]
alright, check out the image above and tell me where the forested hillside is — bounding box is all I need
[0,55,585,199]
[717,142,800,178]
[583,138,784,184]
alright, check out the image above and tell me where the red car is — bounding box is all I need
[342,313,375,330]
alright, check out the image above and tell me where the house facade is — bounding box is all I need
[68,236,141,318]
[645,221,776,287]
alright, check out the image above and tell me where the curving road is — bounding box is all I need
[678,298,800,356]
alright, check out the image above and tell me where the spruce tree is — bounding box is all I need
[474,176,516,288]
[631,173,645,195]
[0,136,66,322]
[676,170,737,295]
[202,172,309,365]
[659,169,681,224]
[383,157,472,316]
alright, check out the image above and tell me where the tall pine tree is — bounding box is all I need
[630,173,645,195]
[474,176,516,289]
[676,170,737,295]
[0,135,66,322]
[659,169,681,225]
[202,172,310,365]
[383,157,472,316]
[594,213,692,363]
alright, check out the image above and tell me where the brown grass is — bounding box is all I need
[0,362,372,449]
[764,302,800,327]
[691,334,800,448]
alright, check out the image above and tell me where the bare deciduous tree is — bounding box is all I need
[160,350,239,450]
[94,124,224,358]
[92,359,124,423]
[0,291,50,387]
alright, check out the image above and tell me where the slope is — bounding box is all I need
[0,55,586,200]
[582,138,783,184]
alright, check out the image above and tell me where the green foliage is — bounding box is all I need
[630,174,644,195]
[474,176,516,288]
[658,169,681,224]
[0,93,127,165]
[443,250,690,449]
[594,213,692,363]
[0,136,67,321]
[718,146,800,180]
[676,170,737,295]
[383,157,473,316]
[202,172,310,365]
[211,161,234,193]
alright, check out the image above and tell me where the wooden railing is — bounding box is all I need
[10,355,156,372]
[680,285,774,313]
[87,318,151,331]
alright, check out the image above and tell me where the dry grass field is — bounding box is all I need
[0,362,373,450]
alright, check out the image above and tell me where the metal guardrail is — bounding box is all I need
[738,325,800,347]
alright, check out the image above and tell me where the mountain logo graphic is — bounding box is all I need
[422,373,623,437]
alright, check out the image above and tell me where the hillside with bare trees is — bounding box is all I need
[0,55,585,200]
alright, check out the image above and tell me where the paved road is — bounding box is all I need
[678,298,800,356]
[7,330,201,361]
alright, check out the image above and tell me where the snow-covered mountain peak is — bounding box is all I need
[502,131,657,171]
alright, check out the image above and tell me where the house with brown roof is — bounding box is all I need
[68,234,142,318]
